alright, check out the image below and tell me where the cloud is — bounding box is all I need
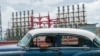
[33,0,63,7]
[42,0,63,5]
[7,0,31,5]
[2,6,16,31]
[4,0,100,27]
[33,1,41,6]
[85,0,100,26]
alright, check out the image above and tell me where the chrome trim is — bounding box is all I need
[28,47,90,50]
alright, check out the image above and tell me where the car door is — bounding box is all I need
[22,33,59,56]
[58,34,95,56]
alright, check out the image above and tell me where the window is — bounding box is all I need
[61,35,79,46]
[61,34,91,47]
[94,37,100,47]
[33,36,47,47]
[29,34,57,47]
[18,33,32,47]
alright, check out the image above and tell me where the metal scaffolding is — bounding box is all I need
[6,4,87,40]
[57,4,86,28]
[7,10,58,40]
[6,10,33,40]
[30,13,58,29]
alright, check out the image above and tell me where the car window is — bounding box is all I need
[93,37,100,47]
[18,33,32,47]
[61,34,92,47]
[61,35,79,46]
[29,34,57,47]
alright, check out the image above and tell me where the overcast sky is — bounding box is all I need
[0,0,100,32]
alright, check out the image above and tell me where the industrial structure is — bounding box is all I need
[6,4,86,40]
[30,13,58,29]
[57,4,86,28]
[5,4,98,41]
[6,10,34,40]
[96,27,100,37]
[6,11,58,40]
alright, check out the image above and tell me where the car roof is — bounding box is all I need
[28,28,97,41]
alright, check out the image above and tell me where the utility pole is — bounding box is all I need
[0,7,2,40]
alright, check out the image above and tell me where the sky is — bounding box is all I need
[0,0,100,33]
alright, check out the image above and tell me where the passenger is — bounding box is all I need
[45,35,56,47]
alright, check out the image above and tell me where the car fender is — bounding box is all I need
[0,51,25,56]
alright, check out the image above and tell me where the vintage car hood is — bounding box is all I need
[0,44,23,52]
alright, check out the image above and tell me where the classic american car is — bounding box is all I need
[0,28,100,56]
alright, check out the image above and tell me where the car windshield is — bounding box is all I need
[18,33,32,47]
[94,36,100,47]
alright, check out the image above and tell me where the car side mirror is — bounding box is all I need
[39,44,49,49]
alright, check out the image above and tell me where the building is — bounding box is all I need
[96,27,100,37]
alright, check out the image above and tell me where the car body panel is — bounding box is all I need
[23,48,58,56]
[0,44,24,56]
[0,44,22,51]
